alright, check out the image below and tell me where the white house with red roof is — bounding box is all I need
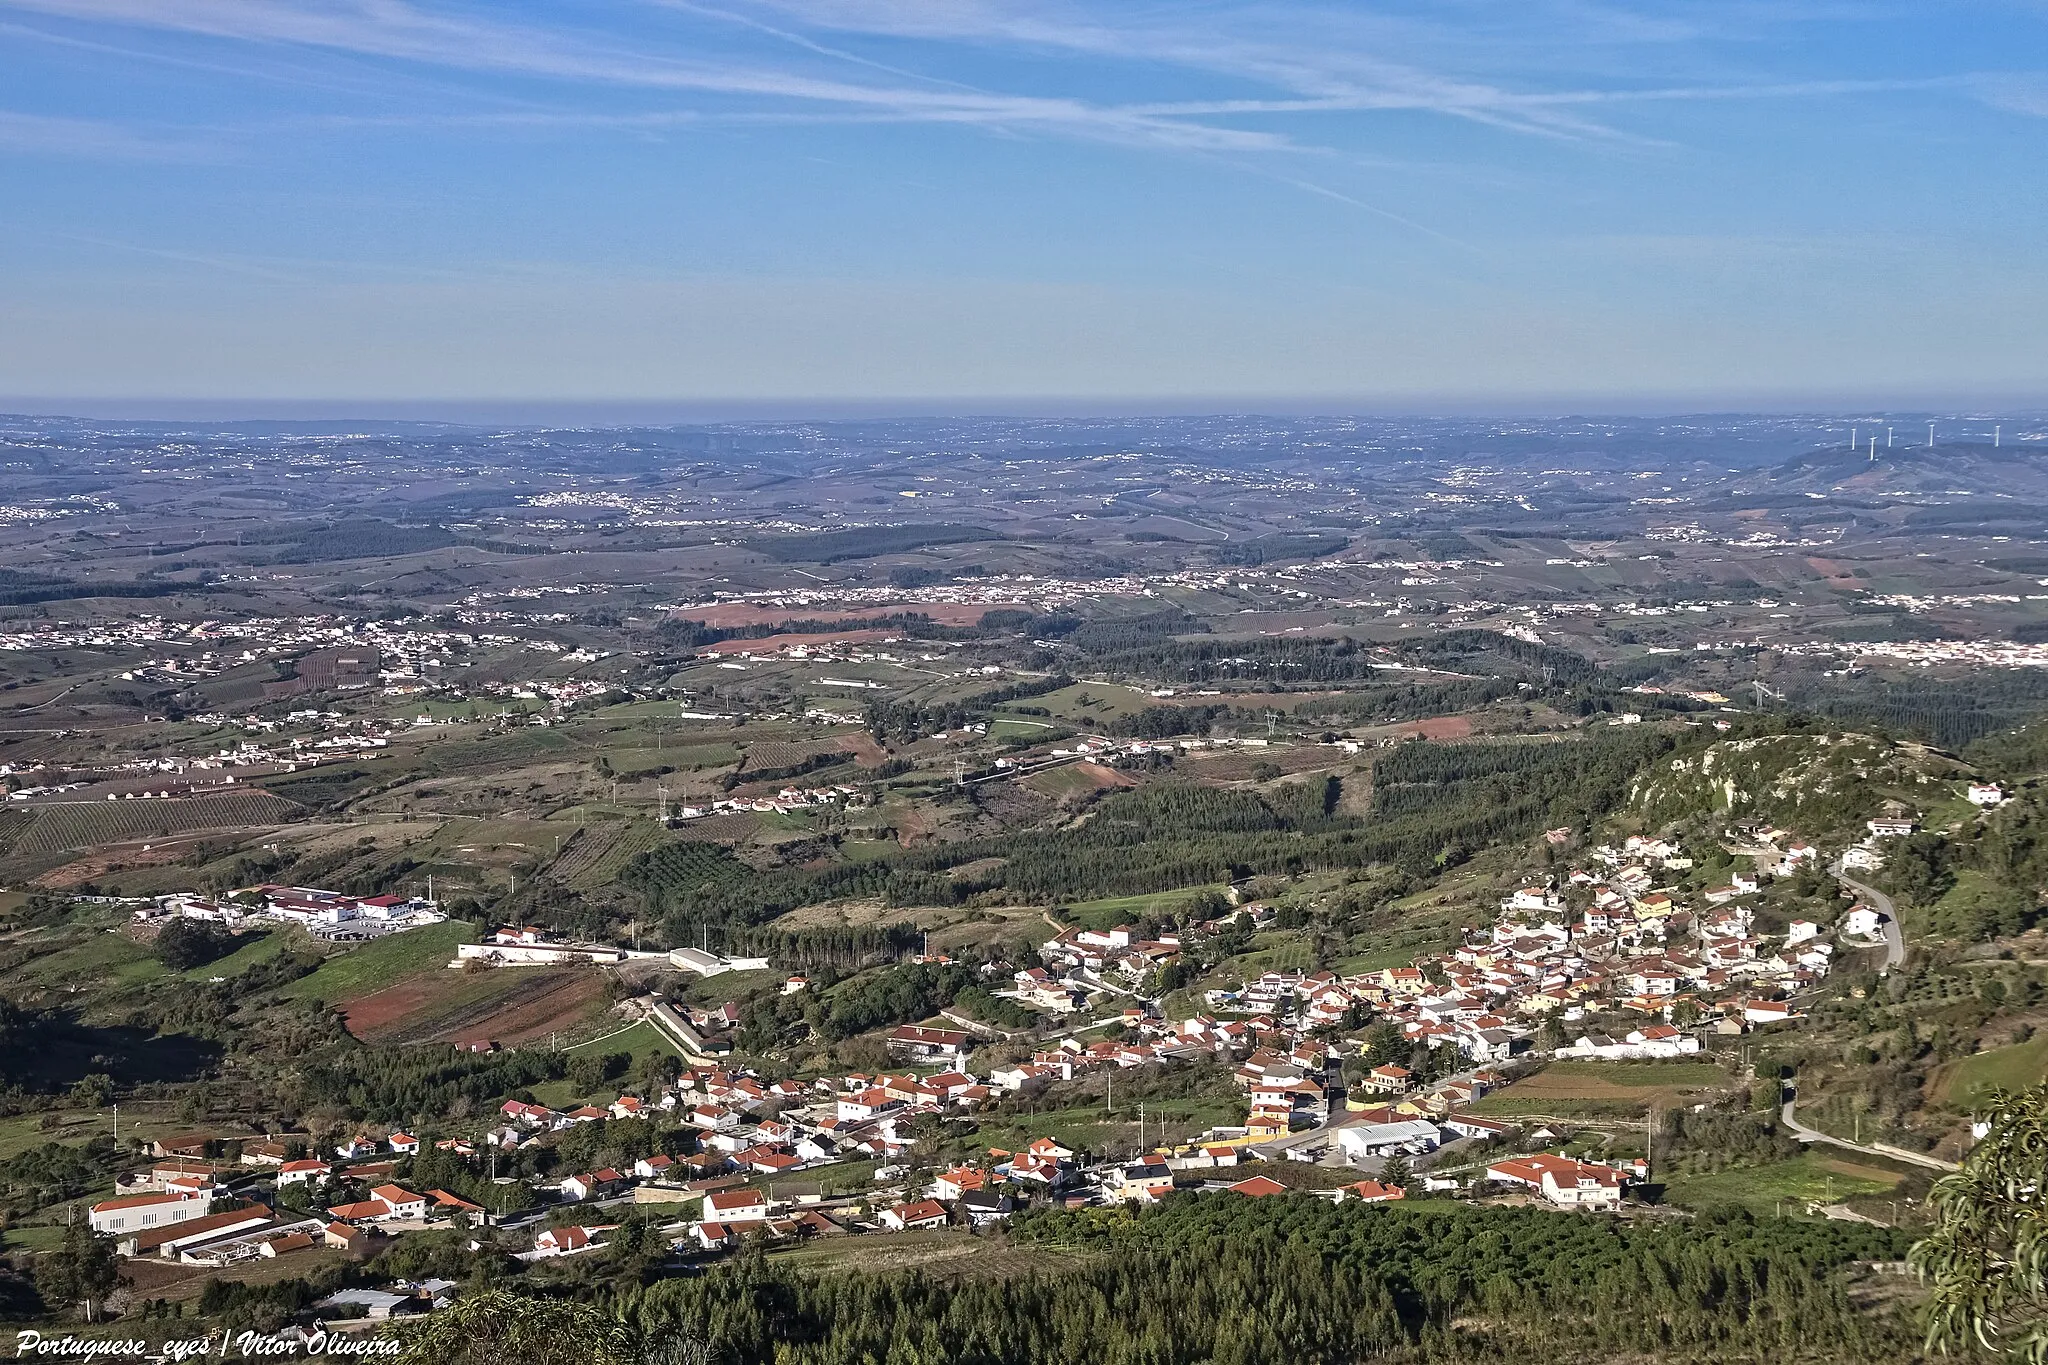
[881,1199,950,1231]
[1486,1155,1627,1209]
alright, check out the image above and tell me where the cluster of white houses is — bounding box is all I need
[89,817,1934,1277]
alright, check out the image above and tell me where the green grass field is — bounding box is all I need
[1020,682,1155,724]
[7,928,166,991]
[1661,1151,1906,1216]
[988,718,1059,738]
[184,927,295,980]
[1938,1033,2048,1108]
[1467,1059,1731,1120]
[1544,1061,1729,1088]
[1335,941,1446,974]
[768,1228,1089,1282]
[279,920,478,1004]
[1063,885,1226,931]
[604,744,739,773]
[561,1019,682,1062]
[4,1224,69,1252]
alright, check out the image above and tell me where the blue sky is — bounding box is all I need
[2,1,2045,412]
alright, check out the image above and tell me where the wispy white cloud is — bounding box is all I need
[0,0,1307,154]
[1974,74,2048,117]
[0,107,214,159]
[721,1,1965,141]
[0,0,2009,247]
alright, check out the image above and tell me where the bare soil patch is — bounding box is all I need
[1395,715,1475,740]
[344,966,610,1046]
[420,968,611,1046]
[33,833,212,888]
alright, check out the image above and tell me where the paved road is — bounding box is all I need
[1780,1089,1957,1172]
[1836,866,1906,972]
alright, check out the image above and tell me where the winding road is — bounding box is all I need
[1835,866,1906,972]
[1758,864,1956,1174]
[1780,1087,1958,1172]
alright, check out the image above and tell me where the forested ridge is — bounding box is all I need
[622,731,1670,945]
[616,1198,1915,1365]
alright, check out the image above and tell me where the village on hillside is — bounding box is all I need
[83,806,1924,1307]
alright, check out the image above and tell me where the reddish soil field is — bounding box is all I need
[1393,715,1475,740]
[1072,761,1137,789]
[677,602,1019,629]
[344,967,610,1046]
[33,835,204,888]
[426,970,610,1047]
[341,978,441,1039]
[838,732,889,767]
[1806,556,1859,588]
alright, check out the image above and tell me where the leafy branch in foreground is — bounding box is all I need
[1914,1085,2048,1361]
[394,1289,637,1365]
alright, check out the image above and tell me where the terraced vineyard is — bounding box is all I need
[550,818,670,890]
[0,809,31,859]
[9,792,303,857]
[739,738,847,772]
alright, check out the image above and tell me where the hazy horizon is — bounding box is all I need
[5,394,2047,429]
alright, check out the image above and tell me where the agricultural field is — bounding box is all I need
[1061,884,1227,931]
[1934,1033,2048,1108]
[0,924,166,996]
[6,792,302,859]
[279,920,479,1007]
[548,818,670,890]
[1022,761,1133,799]
[560,1017,683,1063]
[1661,1151,1910,1217]
[1471,1061,1734,1119]
[341,962,611,1046]
[739,738,849,772]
